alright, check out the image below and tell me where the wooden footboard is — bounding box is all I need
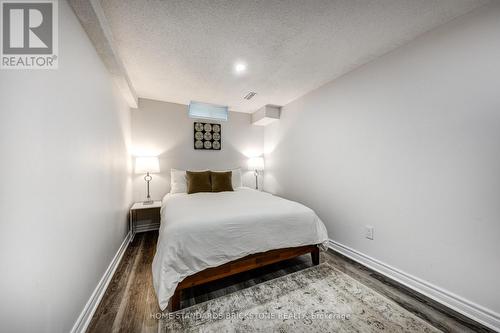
[168,245,320,312]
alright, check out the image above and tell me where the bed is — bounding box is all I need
[152,187,329,311]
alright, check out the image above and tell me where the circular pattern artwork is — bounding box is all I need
[193,122,221,150]
[195,140,204,149]
[195,123,204,132]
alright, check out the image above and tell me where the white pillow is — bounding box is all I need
[230,168,243,188]
[170,169,187,194]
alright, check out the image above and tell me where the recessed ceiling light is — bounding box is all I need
[234,62,247,74]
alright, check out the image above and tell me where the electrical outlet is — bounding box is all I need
[365,226,374,240]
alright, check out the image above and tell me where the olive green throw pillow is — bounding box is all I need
[211,171,234,192]
[186,171,212,194]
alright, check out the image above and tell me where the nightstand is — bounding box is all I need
[129,201,162,242]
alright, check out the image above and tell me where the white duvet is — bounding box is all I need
[152,188,329,311]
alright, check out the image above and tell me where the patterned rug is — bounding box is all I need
[160,263,440,332]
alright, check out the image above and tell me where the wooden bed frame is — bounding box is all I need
[168,245,320,311]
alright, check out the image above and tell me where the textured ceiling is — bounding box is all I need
[100,0,488,112]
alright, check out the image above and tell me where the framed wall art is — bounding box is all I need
[193,122,221,150]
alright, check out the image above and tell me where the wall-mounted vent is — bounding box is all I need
[244,92,257,100]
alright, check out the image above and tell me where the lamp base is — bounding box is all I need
[142,200,154,205]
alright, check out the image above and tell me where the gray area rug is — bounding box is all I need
[160,263,440,332]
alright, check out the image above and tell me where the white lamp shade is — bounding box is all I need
[135,156,160,174]
[247,157,265,171]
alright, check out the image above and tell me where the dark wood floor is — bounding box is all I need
[87,232,493,333]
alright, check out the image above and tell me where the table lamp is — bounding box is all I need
[135,156,160,204]
[247,157,264,190]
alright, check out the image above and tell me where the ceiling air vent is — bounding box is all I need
[244,92,257,100]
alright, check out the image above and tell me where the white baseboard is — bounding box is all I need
[328,239,500,332]
[70,231,132,333]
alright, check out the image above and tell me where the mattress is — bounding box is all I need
[152,188,329,310]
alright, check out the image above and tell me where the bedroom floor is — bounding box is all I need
[87,232,492,333]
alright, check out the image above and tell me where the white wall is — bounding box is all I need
[264,1,500,324]
[0,2,131,333]
[131,99,264,202]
